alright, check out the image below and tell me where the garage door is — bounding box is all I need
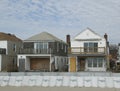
[30,58,50,71]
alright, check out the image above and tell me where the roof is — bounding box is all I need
[25,32,64,42]
[0,32,22,42]
[73,28,104,41]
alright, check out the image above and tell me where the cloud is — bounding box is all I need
[0,0,120,43]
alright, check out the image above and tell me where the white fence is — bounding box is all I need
[0,76,120,88]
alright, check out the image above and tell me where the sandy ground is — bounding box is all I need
[0,87,120,91]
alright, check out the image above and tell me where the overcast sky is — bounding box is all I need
[0,0,120,44]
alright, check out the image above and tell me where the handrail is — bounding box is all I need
[68,47,106,54]
[19,48,53,54]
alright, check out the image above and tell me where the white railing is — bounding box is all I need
[69,47,106,54]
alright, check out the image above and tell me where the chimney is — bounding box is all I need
[66,34,71,48]
[104,33,108,42]
[104,33,110,70]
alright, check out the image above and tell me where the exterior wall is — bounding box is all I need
[18,55,51,71]
[53,42,68,56]
[71,39,106,49]
[1,55,18,71]
[7,41,22,56]
[18,55,68,72]
[54,56,68,72]
[0,40,22,72]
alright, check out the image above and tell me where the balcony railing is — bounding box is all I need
[0,48,6,54]
[68,47,106,54]
[19,48,53,54]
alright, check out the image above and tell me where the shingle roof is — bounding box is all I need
[25,32,63,42]
[0,32,22,42]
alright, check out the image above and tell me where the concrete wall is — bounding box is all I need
[0,72,120,88]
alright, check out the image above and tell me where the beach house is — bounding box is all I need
[68,28,109,72]
[18,32,68,72]
[0,32,22,71]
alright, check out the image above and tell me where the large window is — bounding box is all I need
[84,42,98,52]
[93,58,97,67]
[88,59,92,67]
[98,58,103,67]
[35,42,48,49]
[87,58,104,68]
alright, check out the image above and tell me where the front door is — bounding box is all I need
[19,59,25,72]
[80,58,85,71]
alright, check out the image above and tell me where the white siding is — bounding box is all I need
[71,39,106,48]
[0,41,7,54]
[74,28,102,40]
[71,29,106,49]
[0,41,7,49]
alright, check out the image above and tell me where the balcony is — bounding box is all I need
[19,48,53,54]
[0,48,6,54]
[68,47,106,54]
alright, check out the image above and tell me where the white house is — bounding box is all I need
[17,32,68,72]
[0,32,22,71]
[68,28,109,72]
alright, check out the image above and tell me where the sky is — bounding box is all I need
[0,0,120,44]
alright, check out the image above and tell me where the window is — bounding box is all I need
[98,58,103,67]
[88,59,92,67]
[13,44,16,52]
[34,42,48,53]
[87,57,104,68]
[35,42,48,49]
[84,42,98,52]
[93,58,97,67]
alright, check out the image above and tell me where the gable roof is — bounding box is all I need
[25,32,64,42]
[74,28,104,41]
[0,32,22,42]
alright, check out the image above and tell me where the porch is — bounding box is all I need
[68,47,106,54]
[19,48,53,54]
[69,56,106,72]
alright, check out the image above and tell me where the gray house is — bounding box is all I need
[0,32,22,71]
[18,32,68,72]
